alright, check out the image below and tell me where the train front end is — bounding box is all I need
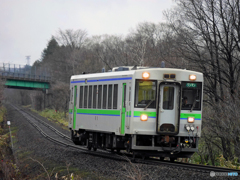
[131,69,203,159]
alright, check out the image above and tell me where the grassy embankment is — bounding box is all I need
[30,107,69,130]
[0,106,19,179]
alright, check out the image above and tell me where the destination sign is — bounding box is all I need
[186,83,197,88]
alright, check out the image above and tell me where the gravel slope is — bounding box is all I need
[7,104,232,180]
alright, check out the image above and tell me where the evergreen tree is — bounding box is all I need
[41,36,59,62]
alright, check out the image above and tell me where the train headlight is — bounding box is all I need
[189,74,197,81]
[142,72,150,79]
[188,117,195,123]
[185,125,190,131]
[140,114,148,121]
[190,126,195,131]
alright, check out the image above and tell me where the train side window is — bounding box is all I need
[72,87,74,102]
[69,90,71,102]
[79,86,83,108]
[129,87,131,101]
[70,88,73,102]
[88,86,92,108]
[98,85,102,109]
[123,84,126,108]
[113,84,118,109]
[93,85,97,109]
[103,85,107,109]
[84,86,88,108]
[108,85,113,109]
[74,86,77,107]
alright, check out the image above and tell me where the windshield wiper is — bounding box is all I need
[144,100,154,110]
[190,99,197,112]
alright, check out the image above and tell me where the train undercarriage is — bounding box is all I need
[71,129,198,160]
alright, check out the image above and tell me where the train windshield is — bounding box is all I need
[181,82,202,110]
[135,80,157,108]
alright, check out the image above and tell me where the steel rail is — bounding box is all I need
[137,158,240,173]
[16,106,71,141]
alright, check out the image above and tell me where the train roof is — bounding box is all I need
[71,67,203,81]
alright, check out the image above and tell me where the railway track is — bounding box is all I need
[11,104,240,174]
[11,104,125,161]
[141,158,240,173]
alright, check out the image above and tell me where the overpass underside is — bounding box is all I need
[5,79,50,91]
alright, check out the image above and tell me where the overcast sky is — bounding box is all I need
[0,0,175,65]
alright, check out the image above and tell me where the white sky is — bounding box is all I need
[0,0,175,65]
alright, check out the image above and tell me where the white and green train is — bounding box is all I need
[69,66,203,160]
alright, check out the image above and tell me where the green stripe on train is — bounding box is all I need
[69,109,73,113]
[180,113,201,119]
[73,109,157,117]
[134,111,156,117]
[76,109,121,115]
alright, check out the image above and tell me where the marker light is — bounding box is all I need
[189,74,197,81]
[188,117,195,123]
[140,114,148,121]
[142,72,150,79]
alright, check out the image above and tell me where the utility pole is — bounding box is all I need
[26,56,31,65]
[26,56,31,78]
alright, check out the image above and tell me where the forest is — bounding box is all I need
[3,0,240,166]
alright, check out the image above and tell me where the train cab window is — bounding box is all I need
[84,86,88,108]
[79,86,83,108]
[135,80,156,108]
[98,85,102,109]
[93,85,97,109]
[181,82,202,110]
[103,85,107,109]
[113,84,118,109]
[108,85,113,109]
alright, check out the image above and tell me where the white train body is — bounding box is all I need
[69,67,203,158]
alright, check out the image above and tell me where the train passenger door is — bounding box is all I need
[73,85,77,130]
[157,82,180,135]
[121,83,126,134]
[125,83,131,129]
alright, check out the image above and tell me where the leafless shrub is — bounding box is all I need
[116,155,152,180]
[29,157,55,180]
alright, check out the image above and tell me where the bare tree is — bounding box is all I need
[55,29,87,49]
[55,29,88,75]
[51,81,69,115]
[164,0,240,161]
[0,79,5,105]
